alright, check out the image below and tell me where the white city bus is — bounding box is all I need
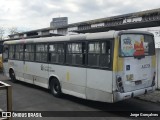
[3,30,156,103]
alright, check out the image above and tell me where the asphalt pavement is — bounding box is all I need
[0,73,160,120]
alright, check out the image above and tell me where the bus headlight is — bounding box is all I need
[116,76,124,93]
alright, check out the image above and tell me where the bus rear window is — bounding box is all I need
[120,34,155,57]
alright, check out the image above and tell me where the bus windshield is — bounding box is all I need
[120,34,155,57]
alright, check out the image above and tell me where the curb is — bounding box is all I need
[136,97,160,104]
[135,91,160,104]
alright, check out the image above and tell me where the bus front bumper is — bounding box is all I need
[113,86,156,102]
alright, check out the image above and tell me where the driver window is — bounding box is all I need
[3,45,9,62]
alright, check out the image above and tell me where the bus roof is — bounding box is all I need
[3,30,153,45]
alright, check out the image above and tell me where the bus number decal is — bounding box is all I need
[142,64,150,69]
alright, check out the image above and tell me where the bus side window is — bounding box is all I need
[88,42,100,67]
[15,45,20,60]
[99,41,111,68]
[66,43,83,65]
[9,45,15,59]
[49,44,64,64]
[14,44,24,60]
[88,41,111,68]
[48,52,51,62]
[57,44,65,63]
[25,45,35,61]
[19,45,24,60]
[36,44,47,62]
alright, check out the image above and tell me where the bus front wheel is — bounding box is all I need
[9,70,16,83]
[50,78,62,97]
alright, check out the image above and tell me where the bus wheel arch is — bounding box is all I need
[9,68,16,83]
[49,76,62,97]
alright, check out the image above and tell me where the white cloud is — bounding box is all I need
[65,3,80,13]
[0,0,160,35]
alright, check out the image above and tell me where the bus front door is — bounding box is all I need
[2,45,9,77]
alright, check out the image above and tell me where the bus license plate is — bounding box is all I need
[135,80,142,85]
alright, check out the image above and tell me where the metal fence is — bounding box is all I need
[0,81,12,120]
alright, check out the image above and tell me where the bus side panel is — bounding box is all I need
[86,69,113,102]
[49,64,86,99]
[28,62,49,88]
[12,60,24,81]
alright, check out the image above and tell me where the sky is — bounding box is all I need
[0,0,160,33]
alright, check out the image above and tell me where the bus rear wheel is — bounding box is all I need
[50,78,62,97]
[9,70,16,83]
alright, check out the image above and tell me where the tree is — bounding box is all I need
[8,27,19,35]
[0,27,5,40]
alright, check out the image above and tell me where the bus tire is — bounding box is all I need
[9,70,16,83]
[50,78,62,97]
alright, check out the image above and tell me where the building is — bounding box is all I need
[50,17,68,28]
[8,8,160,39]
